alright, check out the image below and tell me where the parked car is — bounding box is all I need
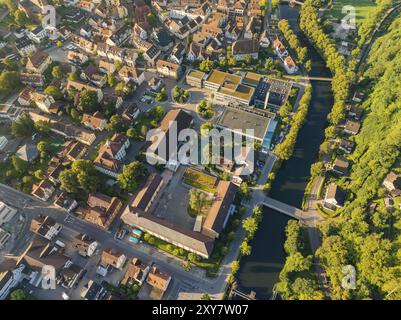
[129,236,139,244]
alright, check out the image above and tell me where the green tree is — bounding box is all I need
[244,54,253,65]
[117,161,144,192]
[11,156,28,175]
[70,160,99,192]
[150,105,165,121]
[242,217,258,237]
[44,85,62,100]
[189,188,208,215]
[146,13,157,28]
[67,72,78,81]
[34,120,51,136]
[59,170,79,193]
[156,87,168,102]
[231,260,240,275]
[115,82,126,95]
[52,66,62,79]
[199,59,214,72]
[126,128,137,139]
[0,71,19,92]
[240,182,251,200]
[70,108,82,122]
[34,169,44,180]
[240,241,252,256]
[291,278,325,300]
[310,161,325,177]
[3,57,18,71]
[78,90,98,113]
[200,122,213,136]
[106,114,124,133]
[188,252,200,263]
[271,0,280,9]
[11,114,34,137]
[264,58,274,71]
[283,252,313,273]
[201,293,211,300]
[10,289,29,300]
[107,73,117,87]
[14,9,28,26]
[37,140,51,153]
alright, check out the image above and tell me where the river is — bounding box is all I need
[235,4,334,300]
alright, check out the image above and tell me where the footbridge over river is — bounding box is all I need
[259,196,303,220]
[281,0,305,6]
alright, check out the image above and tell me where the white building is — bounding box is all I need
[0,264,26,300]
[0,136,7,151]
[0,201,17,226]
[28,26,48,43]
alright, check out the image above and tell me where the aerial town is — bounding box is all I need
[0,0,401,304]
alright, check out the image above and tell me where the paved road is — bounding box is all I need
[304,176,329,297]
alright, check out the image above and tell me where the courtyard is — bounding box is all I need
[153,165,196,230]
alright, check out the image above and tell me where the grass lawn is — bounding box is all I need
[329,0,377,23]
[183,168,217,193]
[316,203,340,218]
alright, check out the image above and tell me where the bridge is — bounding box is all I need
[281,0,305,6]
[260,196,303,220]
[231,289,257,300]
[284,75,333,82]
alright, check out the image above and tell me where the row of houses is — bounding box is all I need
[1,224,171,300]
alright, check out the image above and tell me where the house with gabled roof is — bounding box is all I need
[283,56,298,74]
[100,248,127,270]
[232,39,259,61]
[121,258,150,286]
[82,111,107,131]
[73,233,98,257]
[26,51,52,74]
[156,59,182,79]
[80,64,107,87]
[118,65,145,85]
[67,80,103,102]
[344,119,361,135]
[332,156,350,176]
[77,193,123,229]
[31,179,56,202]
[94,133,130,178]
[18,86,36,106]
[30,215,62,241]
[383,171,401,196]
[324,183,346,210]
[67,50,89,65]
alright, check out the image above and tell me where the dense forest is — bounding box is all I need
[317,15,401,299]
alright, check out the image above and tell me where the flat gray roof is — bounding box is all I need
[216,107,272,140]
